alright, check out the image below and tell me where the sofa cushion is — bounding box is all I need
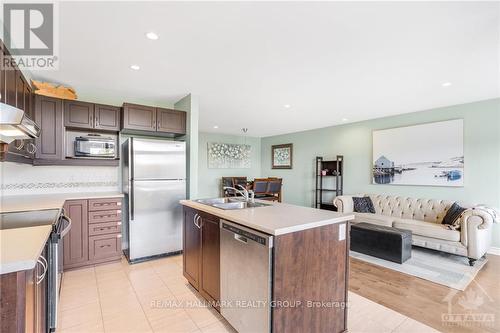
[353,196,375,213]
[442,202,467,229]
[353,213,394,227]
[393,219,460,242]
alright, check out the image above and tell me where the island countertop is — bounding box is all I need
[180,199,354,235]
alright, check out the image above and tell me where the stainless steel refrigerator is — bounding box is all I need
[122,138,186,262]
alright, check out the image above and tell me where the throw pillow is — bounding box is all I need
[353,196,376,214]
[442,202,467,229]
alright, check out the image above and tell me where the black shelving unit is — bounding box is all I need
[315,155,343,211]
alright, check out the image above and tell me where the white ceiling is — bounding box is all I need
[29,1,499,137]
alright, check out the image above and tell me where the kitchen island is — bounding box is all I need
[180,199,355,333]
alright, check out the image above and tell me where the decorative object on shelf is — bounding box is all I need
[372,119,464,187]
[272,143,293,169]
[32,80,78,100]
[207,142,251,169]
[315,155,343,211]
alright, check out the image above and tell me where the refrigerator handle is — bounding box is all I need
[130,139,134,220]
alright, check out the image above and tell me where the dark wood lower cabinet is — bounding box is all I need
[64,197,123,270]
[63,200,89,269]
[182,207,220,308]
[183,207,201,289]
[199,212,220,308]
[0,243,48,333]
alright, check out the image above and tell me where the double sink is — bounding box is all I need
[195,197,271,210]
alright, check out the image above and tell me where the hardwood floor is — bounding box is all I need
[349,254,500,333]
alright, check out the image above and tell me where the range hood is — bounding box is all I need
[0,102,40,144]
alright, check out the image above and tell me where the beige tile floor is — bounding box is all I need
[58,255,440,333]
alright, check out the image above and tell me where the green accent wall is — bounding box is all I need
[175,94,199,199]
[198,132,262,198]
[260,99,500,247]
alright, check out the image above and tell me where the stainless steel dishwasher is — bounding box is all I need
[220,220,273,333]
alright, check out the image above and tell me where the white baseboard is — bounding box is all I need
[487,247,500,256]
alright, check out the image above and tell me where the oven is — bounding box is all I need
[48,210,71,332]
[74,135,116,158]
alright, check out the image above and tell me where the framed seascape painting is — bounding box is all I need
[272,143,293,169]
[372,119,464,187]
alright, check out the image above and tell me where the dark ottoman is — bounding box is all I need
[350,222,412,264]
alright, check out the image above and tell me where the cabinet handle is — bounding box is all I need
[195,215,202,229]
[193,213,201,229]
[95,116,99,127]
[100,244,111,248]
[27,142,36,154]
[15,140,25,151]
[36,255,48,284]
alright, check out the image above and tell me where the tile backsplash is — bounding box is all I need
[0,162,120,196]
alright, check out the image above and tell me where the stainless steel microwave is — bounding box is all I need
[74,135,116,158]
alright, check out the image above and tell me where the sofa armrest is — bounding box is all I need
[333,195,354,213]
[460,208,494,259]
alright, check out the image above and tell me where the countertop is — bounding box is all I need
[0,191,123,274]
[0,192,124,213]
[180,199,355,235]
[0,225,53,274]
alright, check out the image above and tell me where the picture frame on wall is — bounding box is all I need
[372,119,464,187]
[272,143,293,169]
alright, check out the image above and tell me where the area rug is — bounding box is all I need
[350,247,488,291]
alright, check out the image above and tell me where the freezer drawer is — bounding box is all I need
[128,179,185,260]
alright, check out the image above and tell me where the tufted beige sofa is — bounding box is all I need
[333,194,494,265]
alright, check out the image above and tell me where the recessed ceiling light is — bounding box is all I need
[130,65,140,70]
[145,32,159,40]
[213,125,219,129]
[342,118,349,122]
[441,82,452,87]
[283,104,291,109]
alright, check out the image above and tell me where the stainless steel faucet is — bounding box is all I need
[223,185,255,203]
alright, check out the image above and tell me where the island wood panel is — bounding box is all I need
[272,222,349,333]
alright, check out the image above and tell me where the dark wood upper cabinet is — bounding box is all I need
[34,95,63,160]
[64,100,94,129]
[199,212,220,307]
[5,59,16,107]
[15,71,26,110]
[94,104,120,131]
[0,47,4,104]
[183,207,201,289]
[122,103,157,131]
[63,200,89,269]
[157,108,186,134]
